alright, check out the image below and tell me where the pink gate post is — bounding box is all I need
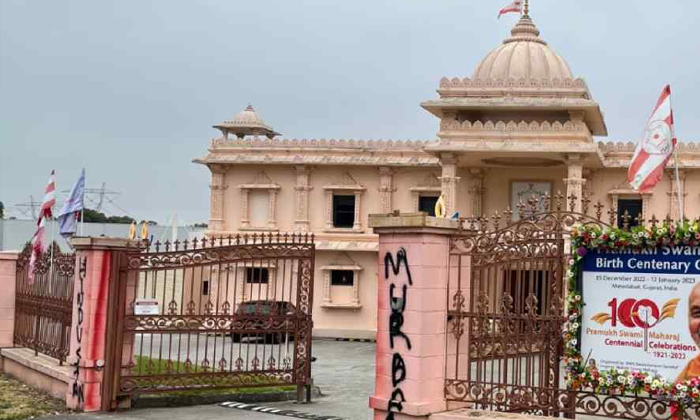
[65,237,140,412]
[369,213,464,420]
[0,251,20,348]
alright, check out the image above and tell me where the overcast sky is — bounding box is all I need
[1,0,697,224]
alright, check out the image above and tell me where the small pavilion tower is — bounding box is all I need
[214,104,281,139]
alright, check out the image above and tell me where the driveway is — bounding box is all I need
[40,339,375,420]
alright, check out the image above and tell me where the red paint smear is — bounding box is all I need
[85,384,101,411]
[87,252,111,361]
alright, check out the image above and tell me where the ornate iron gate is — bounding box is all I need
[445,196,607,415]
[111,233,315,402]
[14,242,75,363]
[444,196,700,419]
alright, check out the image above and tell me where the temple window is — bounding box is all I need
[246,267,269,285]
[323,173,365,233]
[239,171,280,231]
[331,270,354,287]
[321,255,362,309]
[410,173,442,214]
[418,195,439,216]
[333,195,356,228]
[617,199,643,228]
[609,183,649,228]
[503,270,550,317]
[249,190,269,227]
[202,280,210,296]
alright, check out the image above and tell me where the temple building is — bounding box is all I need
[194,12,699,339]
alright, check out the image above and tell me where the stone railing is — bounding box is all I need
[439,119,587,133]
[438,76,590,92]
[210,137,432,150]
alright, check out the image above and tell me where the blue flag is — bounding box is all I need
[58,168,85,238]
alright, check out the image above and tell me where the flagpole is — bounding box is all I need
[669,87,684,222]
[80,167,85,236]
[49,217,55,283]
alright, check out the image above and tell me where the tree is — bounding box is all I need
[82,208,136,224]
[192,222,208,228]
[79,209,158,225]
[0,201,4,219]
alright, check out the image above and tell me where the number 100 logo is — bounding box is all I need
[590,298,680,330]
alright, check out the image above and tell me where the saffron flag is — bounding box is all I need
[28,218,45,284]
[498,0,522,18]
[627,85,676,192]
[58,168,86,238]
[38,170,56,225]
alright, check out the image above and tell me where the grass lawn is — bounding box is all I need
[0,373,71,420]
[132,356,295,397]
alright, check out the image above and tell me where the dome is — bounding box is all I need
[214,104,281,138]
[472,15,573,81]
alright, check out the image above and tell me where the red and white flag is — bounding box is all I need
[627,85,676,192]
[28,218,45,284]
[28,170,55,283]
[498,0,522,18]
[38,170,56,225]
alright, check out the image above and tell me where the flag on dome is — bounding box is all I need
[38,170,56,225]
[498,0,522,19]
[627,85,676,192]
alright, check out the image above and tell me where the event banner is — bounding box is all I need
[581,246,700,381]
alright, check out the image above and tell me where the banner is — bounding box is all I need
[581,246,700,382]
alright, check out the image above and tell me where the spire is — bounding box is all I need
[505,3,544,45]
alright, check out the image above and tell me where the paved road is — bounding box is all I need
[39,339,375,420]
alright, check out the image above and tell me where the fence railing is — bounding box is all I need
[14,242,75,364]
[113,232,316,399]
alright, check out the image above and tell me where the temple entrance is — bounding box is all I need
[445,198,583,415]
[108,234,316,407]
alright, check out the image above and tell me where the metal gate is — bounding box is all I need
[110,233,315,402]
[445,196,607,415]
[444,196,700,419]
[14,242,75,363]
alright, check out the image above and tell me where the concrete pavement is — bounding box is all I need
[37,339,375,420]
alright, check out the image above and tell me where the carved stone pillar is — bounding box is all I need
[322,271,331,304]
[642,194,651,226]
[378,167,395,213]
[267,189,278,230]
[667,169,687,220]
[294,166,313,232]
[610,193,620,209]
[582,169,596,201]
[351,271,361,305]
[353,191,362,230]
[467,168,485,217]
[240,188,250,229]
[439,153,460,216]
[564,154,585,213]
[209,167,227,231]
[324,190,334,230]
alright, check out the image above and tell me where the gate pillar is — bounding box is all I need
[369,213,460,420]
[65,237,139,412]
[0,251,19,348]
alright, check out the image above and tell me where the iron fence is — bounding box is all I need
[446,193,700,418]
[111,233,315,401]
[14,242,75,363]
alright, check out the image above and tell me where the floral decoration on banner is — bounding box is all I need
[565,221,700,416]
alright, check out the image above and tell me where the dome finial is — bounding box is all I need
[523,0,529,17]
